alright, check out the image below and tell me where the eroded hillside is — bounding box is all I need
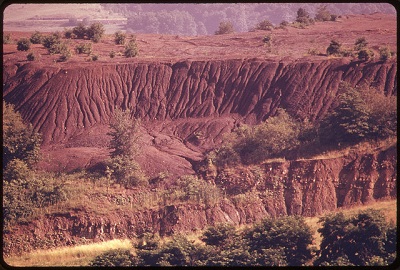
[3,58,397,176]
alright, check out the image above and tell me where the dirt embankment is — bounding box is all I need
[3,59,397,176]
[4,144,396,256]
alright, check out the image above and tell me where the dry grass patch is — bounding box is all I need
[5,239,132,267]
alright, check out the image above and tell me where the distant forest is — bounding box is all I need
[101,3,396,35]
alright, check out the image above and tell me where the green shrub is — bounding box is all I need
[354,37,368,51]
[30,31,44,44]
[42,33,61,49]
[236,109,300,164]
[175,175,221,207]
[280,20,289,27]
[315,5,333,21]
[48,42,69,55]
[26,52,37,61]
[91,54,99,61]
[202,223,237,246]
[215,21,234,35]
[72,23,87,39]
[109,50,116,58]
[213,146,241,168]
[3,33,12,44]
[326,39,341,55]
[3,101,41,169]
[295,8,314,26]
[114,31,126,45]
[107,108,148,188]
[17,38,31,51]
[379,46,392,61]
[87,22,105,42]
[357,49,374,61]
[57,49,72,62]
[124,39,139,57]
[64,28,76,39]
[255,20,273,31]
[90,249,135,267]
[75,42,92,54]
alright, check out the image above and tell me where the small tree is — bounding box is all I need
[255,19,273,31]
[245,216,313,266]
[64,28,76,39]
[3,101,41,170]
[87,22,105,42]
[17,38,31,51]
[379,46,392,61]
[315,5,332,21]
[26,52,37,61]
[296,8,313,25]
[42,33,61,49]
[75,42,92,54]
[3,33,12,44]
[320,83,372,146]
[124,39,139,57]
[357,49,374,61]
[114,31,126,45]
[107,108,147,187]
[30,31,44,44]
[315,209,394,266]
[215,21,234,35]
[326,39,341,55]
[354,37,368,51]
[72,23,87,39]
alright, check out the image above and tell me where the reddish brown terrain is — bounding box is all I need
[2,13,397,256]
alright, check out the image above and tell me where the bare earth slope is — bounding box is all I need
[3,58,397,176]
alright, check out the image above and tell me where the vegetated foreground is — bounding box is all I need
[2,12,397,266]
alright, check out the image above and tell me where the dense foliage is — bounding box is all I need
[88,208,394,266]
[213,108,301,166]
[211,82,396,167]
[320,82,396,146]
[3,102,41,170]
[70,23,105,42]
[3,102,67,228]
[315,210,396,266]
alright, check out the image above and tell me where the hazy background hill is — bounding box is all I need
[3,3,396,35]
[102,3,396,35]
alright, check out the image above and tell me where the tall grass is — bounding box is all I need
[5,239,132,267]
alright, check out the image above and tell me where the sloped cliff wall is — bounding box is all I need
[4,145,396,255]
[3,59,397,144]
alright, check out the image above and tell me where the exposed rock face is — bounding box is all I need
[4,145,396,255]
[3,59,397,145]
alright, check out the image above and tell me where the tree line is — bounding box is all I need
[90,209,396,266]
